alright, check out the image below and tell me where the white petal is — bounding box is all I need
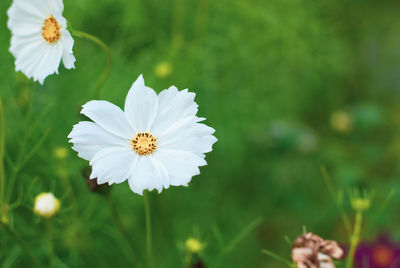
[34,43,63,84]
[10,34,43,57]
[128,156,168,195]
[152,149,206,187]
[61,30,75,69]
[159,121,217,154]
[151,86,198,137]
[124,75,159,132]
[14,41,46,77]
[68,121,129,161]
[50,0,64,15]
[72,144,106,161]
[81,101,134,138]
[11,0,50,21]
[90,147,137,185]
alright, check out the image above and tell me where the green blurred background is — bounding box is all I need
[1,0,400,267]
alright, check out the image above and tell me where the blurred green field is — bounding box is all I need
[1,0,400,267]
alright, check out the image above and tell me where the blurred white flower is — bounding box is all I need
[68,75,217,195]
[7,0,75,84]
[34,193,60,219]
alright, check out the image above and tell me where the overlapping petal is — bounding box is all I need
[151,86,198,137]
[68,121,129,161]
[128,156,170,195]
[124,75,159,132]
[81,101,134,139]
[90,147,137,185]
[152,149,207,187]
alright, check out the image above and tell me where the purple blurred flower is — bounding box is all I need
[355,235,400,268]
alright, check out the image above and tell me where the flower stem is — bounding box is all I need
[6,225,42,267]
[46,220,55,268]
[106,196,137,264]
[0,98,5,220]
[70,30,112,99]
[143,191,154,268]
[346,211,363,268]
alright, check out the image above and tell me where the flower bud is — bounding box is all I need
[185,238,203,254]
[155,62,173,78]
[351,197,371,212]
[53,147,68,160]
[330,110,353,133]
[33,193,60,219]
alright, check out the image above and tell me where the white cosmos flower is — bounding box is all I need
[7,0,75,84]
[68,75,217,195]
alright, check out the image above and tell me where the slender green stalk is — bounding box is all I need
[143,191,154,268]
[320,166,352,235]
[46,220,55,268]
[261,249,293,267]
[70,30,112,99]
[6,226,42,267]
[106,196,137,264]
[346,211,363,268]
[6,128,50,204]
[213,217,263,268]
[171,0,185,50]
[0,98,5,218]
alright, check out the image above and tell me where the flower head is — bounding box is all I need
[330,110,353,133]
[7,0,76,84]
[185,238,204,254]
[355,234,400,268]
[155,62,173,78]
[33,193,60,219]
[54,146,68,160]
[68,75,217,195]
[292,232,343,268]
[350,189,373,212]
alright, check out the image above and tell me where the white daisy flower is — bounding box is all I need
[68,75,217,195]
[7,0,76,84]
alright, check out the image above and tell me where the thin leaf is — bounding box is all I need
[261,249,293,267]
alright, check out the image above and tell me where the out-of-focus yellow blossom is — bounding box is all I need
[54,147,68,160]
[1,204,9,225]
[185,238,203,254]
[351,197,371,212]
[33,193,60,219]
[155,62,173,78]
[330,110,353,133]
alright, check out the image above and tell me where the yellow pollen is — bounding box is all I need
[130,132,157,156]
[42,15,61,44]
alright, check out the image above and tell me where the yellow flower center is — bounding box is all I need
[130,132,157,156]
[42,15,61,44]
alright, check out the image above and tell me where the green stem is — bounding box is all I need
[107,196,137,264]
[346,211,363,268]
[320,166,352,236]
[70,30,112,99]
[143,191,154,268]
[46,220,55,268]
[171,0,185,50]
[0,98,5,218]
[6,226,42,267]
[213,217,263,268]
